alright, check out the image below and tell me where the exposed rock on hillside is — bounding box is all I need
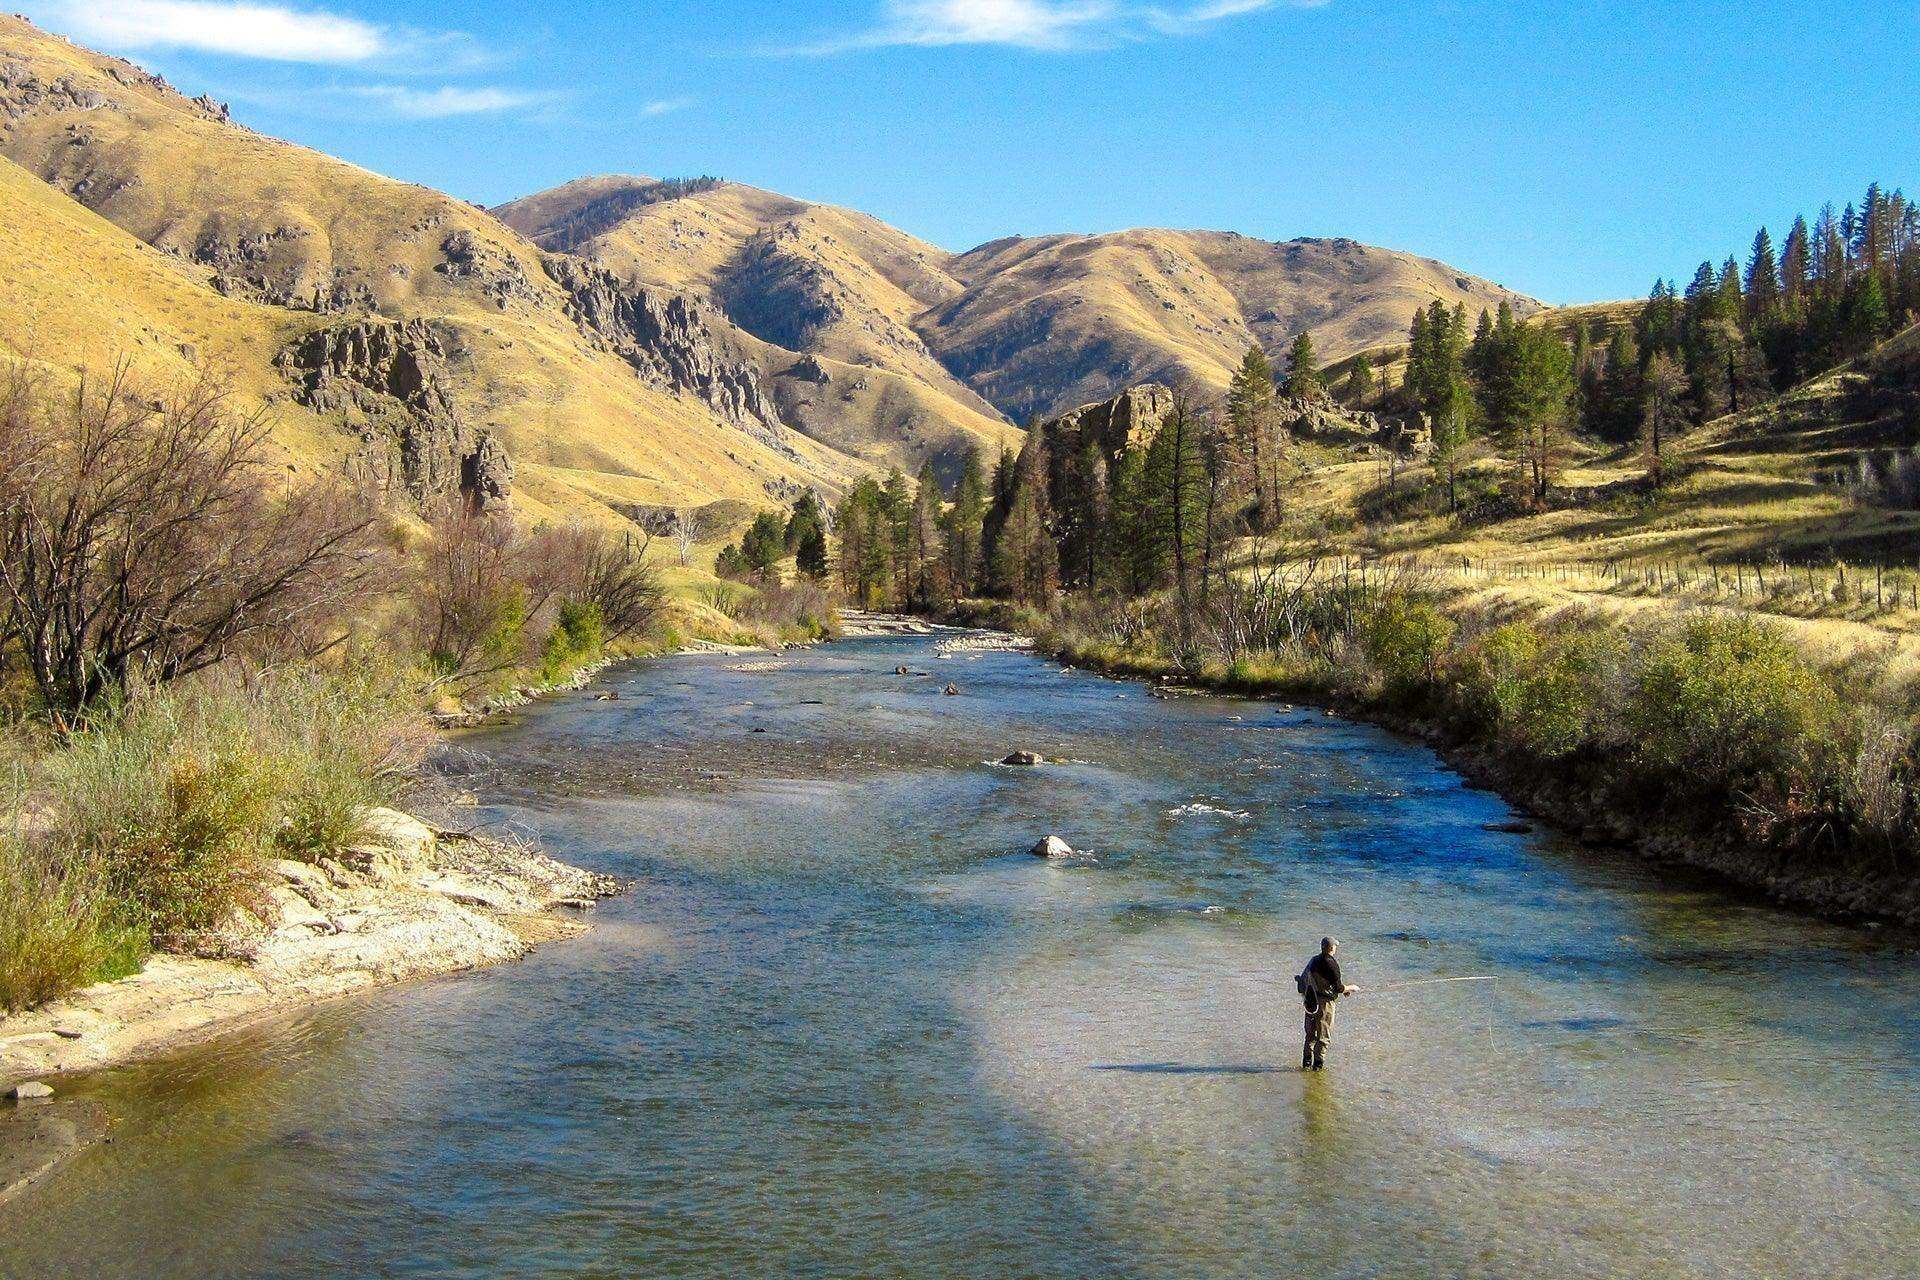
[1038,384,1176,459]
[278,319,511,508]
[0,61,105,119]
[541,254,789,452]
[1278,390,1429,455]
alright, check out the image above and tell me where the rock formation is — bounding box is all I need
[277,319,511,509]
[541,255,791,453]
[1037,384,1176,461]
[1277,390,1431,456]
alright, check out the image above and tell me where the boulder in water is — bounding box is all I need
[1002,751,1045,767]
[943,684,960,696]
[10,1081,53,1101]
[895,665,911,675]
[1031,836,1075,859]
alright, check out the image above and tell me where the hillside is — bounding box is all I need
[933,229,1539,422]
[499,178,1541,431]
[494,176,1021,476]
[0,15,857,528]
[1,12,1541,528]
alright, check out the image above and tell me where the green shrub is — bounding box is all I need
[1508,627,1628,760]
[0,839,139,1013]
[1454,621,1542,731]
[1624,615,1842,796]
[540,601,607,684]
[1362,597,1455,697]
[42,661,429,938]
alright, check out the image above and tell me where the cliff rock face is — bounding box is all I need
[542,254,792,453]
[277,320,511,508]
[1278,391,1428,454]
[1039,385,1176,459]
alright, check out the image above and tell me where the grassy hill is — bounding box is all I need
[0,15,858,529]
[499,176,1541,436]
[1288,320,1920,663]
[934,230,1541,422]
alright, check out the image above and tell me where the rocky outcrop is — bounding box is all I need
[436,229,542,311]
[541,255,792,453]
[1038,384,1176,460]
[278,319,512,509]
[0,62,106,120]
[1278,390,1429,455]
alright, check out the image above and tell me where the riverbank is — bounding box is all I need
[0,807,620,1202]
[933,594,1920,924]
[1042,634,1920,928]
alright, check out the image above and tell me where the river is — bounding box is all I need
[4,632,1917,1278]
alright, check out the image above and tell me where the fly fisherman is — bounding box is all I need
[1298,937,1357,1071]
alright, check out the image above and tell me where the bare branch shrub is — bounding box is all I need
[0,362,383,714]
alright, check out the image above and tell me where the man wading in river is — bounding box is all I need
[1298,937,1357,1070]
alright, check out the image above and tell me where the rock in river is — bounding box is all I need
[1031,836,1075,859]
[9,1082,53,1102]
[1002,751,1045,767]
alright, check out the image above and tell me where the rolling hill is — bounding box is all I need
[2,11,1539,531]
[499,177,1542,429]
[0,14,863,529]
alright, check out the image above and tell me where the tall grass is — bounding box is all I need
[0,658,430,1010]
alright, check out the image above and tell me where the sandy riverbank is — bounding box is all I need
[0,808,621,1204]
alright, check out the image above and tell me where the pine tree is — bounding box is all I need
[1345,358,1375,406]
[1139,397,1214,610]
[740,511,787,578]
[1641,353,1687,483]
[1842,272,1892,355]
[795,520,829,581]
[784,491,825,553]
[941,450,988,597]
[1780,216,1811,305]
[990,437,1057,605]
[904,462,943,606]
[1595,330,1644,444]
[1744,228,1781,324]
[1225,345,1278,526]
[1497,324,1575,508]
[1284,332,1322,398]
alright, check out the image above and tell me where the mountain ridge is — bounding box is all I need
[497,175,1543,426]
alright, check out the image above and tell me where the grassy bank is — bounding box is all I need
[1002,576,1920,924]
[0,567,838,1014]
[0,661,428,1012]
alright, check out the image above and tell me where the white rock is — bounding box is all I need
[1031,836,1075,859]
[10,1081,53,1100]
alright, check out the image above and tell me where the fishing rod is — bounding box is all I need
[1364,976,1498,996]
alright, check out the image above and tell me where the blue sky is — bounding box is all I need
[20,1,1919,303]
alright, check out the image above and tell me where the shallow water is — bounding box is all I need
[5,634,1919,1279]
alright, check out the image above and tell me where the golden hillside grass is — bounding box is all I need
[0,15,860,525]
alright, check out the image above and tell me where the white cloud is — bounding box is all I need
[347,84,556,120]
[640,97,693,118]
[793,0,1302,54]
[35,0,386,64]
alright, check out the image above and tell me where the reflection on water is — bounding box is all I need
[4,635,1917,1279]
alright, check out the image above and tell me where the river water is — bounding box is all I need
[4,633,1918,1279]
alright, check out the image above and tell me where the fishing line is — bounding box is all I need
[1349,976,1501,1051]
[1366,975,1498,995]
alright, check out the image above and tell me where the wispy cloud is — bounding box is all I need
[788,0,1304,55]
[32,0,386,64]
[347,84,559,120]
[640,97,694,118]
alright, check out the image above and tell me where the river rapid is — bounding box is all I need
[4,632,1918,1279]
